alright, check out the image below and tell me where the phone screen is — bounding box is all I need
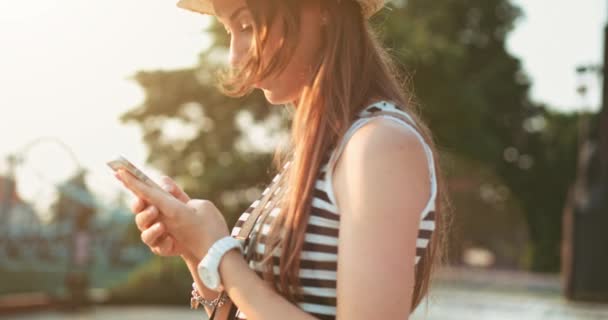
[107,155,166,193]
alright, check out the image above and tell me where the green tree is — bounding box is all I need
[121,0,579,272]
[121,63,283,227]
[378,0,580,271]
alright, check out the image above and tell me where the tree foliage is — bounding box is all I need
[121,0,579,272]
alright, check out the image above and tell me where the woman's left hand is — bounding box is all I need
[115,169,230,261]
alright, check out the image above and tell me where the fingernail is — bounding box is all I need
[162,184,173,192]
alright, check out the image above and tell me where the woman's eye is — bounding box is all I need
[223,22,252,36]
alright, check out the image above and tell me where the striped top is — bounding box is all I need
[229,101,438,320]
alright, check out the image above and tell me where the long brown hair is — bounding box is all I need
[219,0,451,312]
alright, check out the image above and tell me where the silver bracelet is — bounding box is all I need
[190,282,229,310]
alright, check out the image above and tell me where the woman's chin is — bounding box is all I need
[261,88,296,106]
[261,89,281,105]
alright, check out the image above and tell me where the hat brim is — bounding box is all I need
[176,0,382,19]
[176,0,215,16]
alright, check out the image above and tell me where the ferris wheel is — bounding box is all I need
[0,137,138,270]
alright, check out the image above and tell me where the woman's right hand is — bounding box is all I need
[130,176,192,258]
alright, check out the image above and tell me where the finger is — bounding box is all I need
[141,222,166,247]
[154,234,175,255]
[118,169,184,218]
[135,206,158,232]
[131,197,147,214]
[151,246,162,256]
[160,176,190,203]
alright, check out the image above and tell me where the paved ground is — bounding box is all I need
[4,268,608,320]
[2,306,202,320]
[409,268,608,320]
[410,285,608,320]
[6,296,607,320]
[5,297,608,320]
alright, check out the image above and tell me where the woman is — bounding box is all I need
[115,0,450,319]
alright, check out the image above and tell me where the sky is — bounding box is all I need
[0,0,606,211]
[508,0,606,112]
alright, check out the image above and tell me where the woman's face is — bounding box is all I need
[212,0,324,105]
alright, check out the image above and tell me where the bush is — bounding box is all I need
[107,256,192,305]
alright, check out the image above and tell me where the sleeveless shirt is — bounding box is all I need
[228,100,438,320]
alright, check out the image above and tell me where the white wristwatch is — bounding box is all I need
[197,236,243,292]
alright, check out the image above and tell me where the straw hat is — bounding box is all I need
[176,0,385,19]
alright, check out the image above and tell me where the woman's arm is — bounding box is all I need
[332,118,431,319]
[192,249,316,320]
[117,173,315,319]
[212,119,429,320]
[117,118,429,320]
[182,254,234,319]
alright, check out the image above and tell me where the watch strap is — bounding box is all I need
[208,236,243,263]
[199,236,243,291]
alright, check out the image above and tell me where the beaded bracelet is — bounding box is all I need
[190,282,229,310]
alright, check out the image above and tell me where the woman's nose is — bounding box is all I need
[228,36,251,69]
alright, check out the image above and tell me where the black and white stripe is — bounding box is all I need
[229,101,437,320]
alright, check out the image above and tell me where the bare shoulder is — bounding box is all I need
[346,116,427,155]
[332,116,431,216]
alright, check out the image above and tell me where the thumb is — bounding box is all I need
[160,176,190,203]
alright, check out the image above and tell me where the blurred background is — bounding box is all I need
[1,0,607,319]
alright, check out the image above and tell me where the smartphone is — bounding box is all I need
[106,155,168,194]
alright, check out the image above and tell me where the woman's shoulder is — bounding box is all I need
[328,99,435,211]
[329,118,433,231]
[335,116,428,189]
[341,100,428,158]
[338,113,429,172]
